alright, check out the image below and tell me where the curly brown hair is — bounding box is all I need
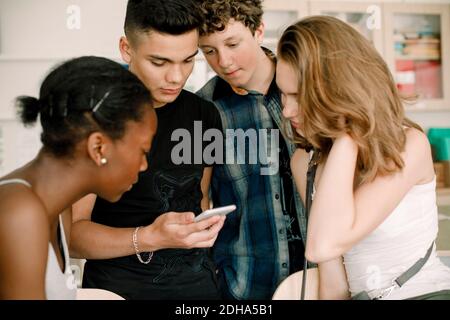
[197,0,263,36]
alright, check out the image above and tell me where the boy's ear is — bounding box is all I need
[119,36,132,64]
[254,21,265,45]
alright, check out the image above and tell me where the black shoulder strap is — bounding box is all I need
[305,153,318,217]
[300,150,319,300]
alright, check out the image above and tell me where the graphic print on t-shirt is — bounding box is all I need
[152,169,202,213]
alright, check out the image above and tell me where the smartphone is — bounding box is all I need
[194,204,237,222]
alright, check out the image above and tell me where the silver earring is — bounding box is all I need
[100,158,108,165]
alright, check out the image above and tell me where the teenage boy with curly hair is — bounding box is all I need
[196,0,307,300]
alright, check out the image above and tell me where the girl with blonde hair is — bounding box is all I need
[276,16,450,300]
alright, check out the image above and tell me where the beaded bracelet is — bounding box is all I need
[132,226,153,264]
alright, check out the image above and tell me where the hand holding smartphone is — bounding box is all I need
[194,205,237,222]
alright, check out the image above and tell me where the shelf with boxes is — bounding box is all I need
[384,3,450,111]
[392,14,443,101]
[434,161,450,191]
[394,38,441,61]
[308,1,450,111]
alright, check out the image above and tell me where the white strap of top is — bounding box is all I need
[57,214,71,273]
[0,178,31,188]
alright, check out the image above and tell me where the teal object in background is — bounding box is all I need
[428,128,450,161]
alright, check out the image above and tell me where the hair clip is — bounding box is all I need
[47,94,54,117]
[89,85,95,109]
[92,91,111,113]
[59,93,69,118]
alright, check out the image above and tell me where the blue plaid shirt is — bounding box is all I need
[197,74,307,300]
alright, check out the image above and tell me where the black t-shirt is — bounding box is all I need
[91,90,222,230]
[83,92,223,299]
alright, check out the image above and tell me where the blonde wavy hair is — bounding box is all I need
[277,16,422,185]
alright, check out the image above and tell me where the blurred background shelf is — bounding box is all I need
[438,187,450,206]
[437,203,450,259]
[395,55,441,60]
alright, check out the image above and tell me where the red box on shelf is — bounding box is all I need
[396,60,415,95]
[415,61,442,99]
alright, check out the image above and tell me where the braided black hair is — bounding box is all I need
[16,56,152,157]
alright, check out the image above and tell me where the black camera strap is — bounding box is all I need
[300,150,318,300]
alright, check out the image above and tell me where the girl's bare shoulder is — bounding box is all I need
[0,185,48,233]
[403,127,434,183]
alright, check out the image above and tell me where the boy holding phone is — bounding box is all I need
[70,0,225,300]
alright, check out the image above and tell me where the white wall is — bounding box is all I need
[407,110,450,129]
[0,0,129,175]
[0,0,126,58]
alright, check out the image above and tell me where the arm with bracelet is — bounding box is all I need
[70,194,226,262]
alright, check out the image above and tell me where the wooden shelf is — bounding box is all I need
[437,187,450,206]
[395,39,441,44]
[437,188,450,195]
[395,55,441,61]
[437,250,450,257]
[436,250,450,257]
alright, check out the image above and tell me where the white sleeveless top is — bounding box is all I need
[0,179,77,300]
[343,177,450,299]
